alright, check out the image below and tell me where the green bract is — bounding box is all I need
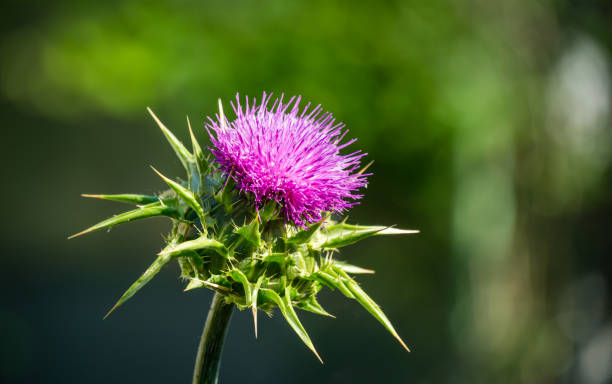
[70,104,418,361]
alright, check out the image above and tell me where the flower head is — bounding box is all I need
[74,105,416,366]
[206,93,368,227]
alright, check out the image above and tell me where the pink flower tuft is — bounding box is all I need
[206,93,368,227]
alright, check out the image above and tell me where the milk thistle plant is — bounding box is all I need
[71,93,418,383]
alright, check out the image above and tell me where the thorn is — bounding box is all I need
[147,107,165,131]
[184,279,232,293]
[67,228,93,240]
[312,348,324,364]
[150,166,165,179]
[357,160,374,175]
[377,227,420,235]
[394,333,411,352]
[103,302,120,319]
[252,306,258,338]
[186,116,196,143]
[81,194,103,199]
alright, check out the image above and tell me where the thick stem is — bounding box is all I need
[192,292,234,384]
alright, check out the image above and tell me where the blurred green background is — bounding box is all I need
[1,0,611,383]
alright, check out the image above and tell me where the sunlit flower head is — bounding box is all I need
[206,93,368,227]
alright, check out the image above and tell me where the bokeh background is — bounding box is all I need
[1,0,611,383]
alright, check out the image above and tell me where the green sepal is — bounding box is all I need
[314,270,355,299]
[262,252,288,266]
[251,275,265,338]
[296,295,335,318]
[69,202,178,239]
[332,266,409,351]
[229,269,253,308]
[215,177,235,213]
[147,107,195,173]
[236,218,261,249]
[104,250,173,318]
[259,287,323,363]
[333,260,375,274]
[313,223,418,249]
[184,276,233,294]
[287,221,324,245]
[187,116,209,181]
[159,235,229,258]
[81,193,161,205]
[151,167,206,224]
[259,201,279,222]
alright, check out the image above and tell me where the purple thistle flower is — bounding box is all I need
[206,93,369,227]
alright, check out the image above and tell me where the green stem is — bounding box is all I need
[192,292,234,384]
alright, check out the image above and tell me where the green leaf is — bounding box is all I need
[81,193,161,205]
[259,288,323,363]
[287,221,324,245]
[159,235,228,258]
[333,266,410,352]
[68,202,178,239]
[147,107,194,172]
[151,167,206,224]
[104,250,173,318]
[313,223,418,249]
[333,260,375,274]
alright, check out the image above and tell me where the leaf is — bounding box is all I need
[313,223,418,249]
[68,202,178,239]
[81,194,161,205]
[159,235,228,258]
[287,221,324,245]
[104,251,173,318]
[151,167,206,223]
[259,288,323,363]
[333,260,375,274]
[147,107,194,172]
[333,266,410,352]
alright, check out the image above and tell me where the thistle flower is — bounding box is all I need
[70,97,418,383]
[206,93,368,227]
